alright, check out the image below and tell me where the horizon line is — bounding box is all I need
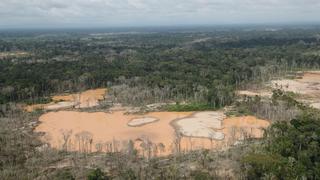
[1,22,320,31]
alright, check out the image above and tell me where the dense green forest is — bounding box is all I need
[1,27,320,107]
[241,91,320,179]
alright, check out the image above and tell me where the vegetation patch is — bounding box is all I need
[242,111,320,179]
[164,103,218,112]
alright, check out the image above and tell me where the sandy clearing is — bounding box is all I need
[297,71,320,83]
[271,71,320,96]
[237,71,320,99]
[0,51,29,59]
[25,88,107,112]
[36,111,193,155]
[271,79,309,94]
[52,88,107,108]
[46,101,77,110]
[25,104,50,112]
[311,102,320,109]
[35,110,269,156]
[178,116,270,152]
[237,90,272,98]
[128,117,159,127]
[174,112,225,140]
[222,116,270,140]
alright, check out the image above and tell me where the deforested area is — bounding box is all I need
[1,25,320,180]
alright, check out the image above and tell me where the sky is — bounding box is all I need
[0,0,320,28]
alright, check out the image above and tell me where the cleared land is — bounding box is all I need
[311,102,320,109]
[25,88,107,112]
[271,71,320,96]
[237,90,272,98]
[35,111,193,155]
[35,110,269,156]
[238,71,320,109]
[173,111,225,140]
[0,51,29,59]
[271,71,320,109]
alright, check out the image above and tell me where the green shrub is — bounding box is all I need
[164,103,217,112]
[87,168,106,180]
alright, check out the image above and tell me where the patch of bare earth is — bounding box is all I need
[35,111,193,156]
[173,112,225,140]
[238,71,320,110]
[311,103,320,109]
[271,71,320,109]
[237,90,272,98]
[0,51,29,59]
[25,88,107,112]
[35,110,269,156]
[178,115,270,152]
[271,71,320,96]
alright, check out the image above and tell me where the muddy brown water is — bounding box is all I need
[35,110,269,156]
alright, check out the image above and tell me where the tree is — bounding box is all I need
[75,131,93,154]
[157,143,165,156]
[60,129,73,151]
[242,111,320,179]
[87,168,106,180]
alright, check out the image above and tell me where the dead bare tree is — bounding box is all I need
[60,129,73,151]
[126,140,136,158]
[208,132,215,149]
[173,131,182,154]
[75,131,93,154]
[139,136,153,159]
[152,144,158,157]
[95,142,103,152]
[104,141,113,153]
[112,138,120,152]
[157,143,165,156]
[228,126,238,146]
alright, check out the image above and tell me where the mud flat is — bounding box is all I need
[178,116,270,152]
[173,112,225,140]
[36,111,193,155]
[223,116,270,140]
[128,117,159,127]
[25,88,107,112]
[35,110,269,156]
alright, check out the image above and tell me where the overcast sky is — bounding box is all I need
[1,0,320,28]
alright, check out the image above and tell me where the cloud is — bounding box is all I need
[0,0,319,28]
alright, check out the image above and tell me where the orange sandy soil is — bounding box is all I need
[239,71,320,109]
[35,111,269,156]
[271,71,320,109]
[25,88,107,112]
[271,71,320,96]
[297,71,320,83]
